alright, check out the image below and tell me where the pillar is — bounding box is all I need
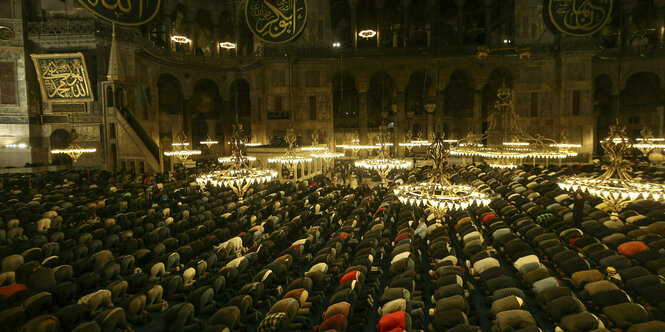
[395,92,406,157]
[358,83,369,144]
[401,0,411,47]
[349,0,359,49]
[375,0,385,47]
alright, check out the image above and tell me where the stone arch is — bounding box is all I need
[229,78,251,131]
[194,9,214,56]
[157,73,183,115]
[620,71,663,137]
[332,72,359,129]
[50,129,71,166]
[594,74,614,153]
[189,79,221,148]
[405,70,434,116]
[146,6,167,48]
[368,71,395,128]
[444,70,474,118]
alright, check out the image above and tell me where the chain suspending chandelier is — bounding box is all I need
[394,126,490,219]
[50,129,96,163]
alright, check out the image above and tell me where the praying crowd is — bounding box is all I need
[0,163,664,331]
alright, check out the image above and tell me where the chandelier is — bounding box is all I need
[219,42,236,49]
[309,131,344,170]
[399,130,431,153]
[358,29,377,39]
[200,135,219,148]
[50,129,96,163]
[354,125,412,184]
[450,82,578,167]
[634,127,665,157]
[197,124,277,199]
[218,155,256,164]
[268,129,312,170]
[164,130,201,163]
[336,131,379,155]
[558,123,665,212]
[171,35,191,44]
[301,130,328,152]
[394,126,490,219]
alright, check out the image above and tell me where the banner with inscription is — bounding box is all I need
[245,0,307,44]
[31,53,94,103]
[77,0,161,26]
[545,0,613,36]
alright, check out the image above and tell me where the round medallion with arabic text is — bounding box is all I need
[245,0,307,44]
[0,26,14,41]
[546,0,613,36]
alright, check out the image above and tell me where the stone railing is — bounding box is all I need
[27,20,95,35]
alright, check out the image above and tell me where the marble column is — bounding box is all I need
[375,0,385,47]
[401,0,411,47]
[349,0,359,49]
[395,92,406,157]
[358,83,369,144]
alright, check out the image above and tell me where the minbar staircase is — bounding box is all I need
[112,107,160,172]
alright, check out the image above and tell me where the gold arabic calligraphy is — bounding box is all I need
[40,59,90,100]
[550,0,612,35]
[246,0,306,43]
[84,0,150,19]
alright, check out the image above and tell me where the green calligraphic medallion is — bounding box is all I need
[30,53,94,103]
[545,0,613,36]
[245,0,308,44]
[0,26,14,41]
[77,0,161,26]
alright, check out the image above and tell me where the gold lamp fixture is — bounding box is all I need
[268,128,313,171]
[310,131,344,171]
[558,123,665,212]
[171,35,191,44]
[450,81,578,168]
[354,125,412,185]
[164,130,201,163]
[358,29,377,39]
[634,127,665,157]
[200,134,219,148]
[197,124,277,199]
[50,129,96,163]
[394,126,490,219]
[219,41,236,49]
[337,131,379,155]
[301,130,328,152]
